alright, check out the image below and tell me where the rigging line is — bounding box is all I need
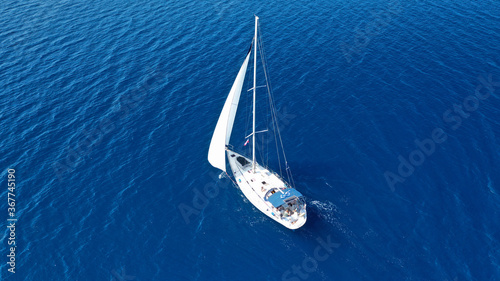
[225,171,239,188]
[258,134,264,167]
[247,85,267,91]
[258,23,295,187]
[254,23,270,169]
[268,93,283,176]
[257,26,283,177]
[261,72,283,177]
[265,111,269,166]
[258,26,296,187]
[260,63,282,174]
[254,43,266,167]
[264,125,268,169]
[244,49,253,149]
[262,33,270,169]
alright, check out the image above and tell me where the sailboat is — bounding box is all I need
[208,16,307,229]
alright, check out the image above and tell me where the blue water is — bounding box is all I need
[1,0,500,280]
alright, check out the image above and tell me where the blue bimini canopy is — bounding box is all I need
[268,188,303,208]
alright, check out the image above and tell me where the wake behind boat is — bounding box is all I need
[208,16,306,229]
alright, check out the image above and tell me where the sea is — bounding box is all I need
[1,0,499,280]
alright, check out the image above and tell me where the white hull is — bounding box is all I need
[227,150,307,229]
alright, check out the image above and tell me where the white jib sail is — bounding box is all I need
[208,51,251,172]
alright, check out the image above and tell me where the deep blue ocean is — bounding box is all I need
[1,0,500,280]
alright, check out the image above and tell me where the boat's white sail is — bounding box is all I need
[208,51,251,172]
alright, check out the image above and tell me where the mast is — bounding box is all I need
[252,15,258,172]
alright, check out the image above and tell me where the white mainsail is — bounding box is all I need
[208,51,251,172]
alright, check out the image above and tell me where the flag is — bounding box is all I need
[244,139,250,146]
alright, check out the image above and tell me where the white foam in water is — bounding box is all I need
[310,200,338,213]
[309,199,357,239]
[487,175,496,195]
[309,200,339,225]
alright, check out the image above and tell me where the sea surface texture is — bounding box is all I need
[1,0,500,280]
